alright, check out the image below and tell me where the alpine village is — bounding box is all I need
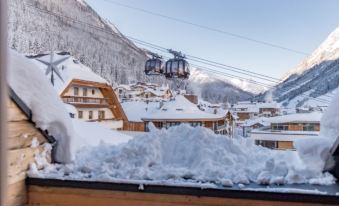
[3,0,339,206]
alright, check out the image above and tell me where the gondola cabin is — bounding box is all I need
[145,57,163,75]
[164,58,190,79]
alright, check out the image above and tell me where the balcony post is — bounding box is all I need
[0,0,8,204]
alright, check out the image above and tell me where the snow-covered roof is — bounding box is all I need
[31,52,108,94]
[142,95,226,121]
[232,101,280,113]
[200,106,230,117]
[122,95,226,122]
[233,103,259,113]
[267,112,323,124]
[8,50,76,163]
[143,87,171,97]
[257,102,281,109]
[115,84,132,91]
[242,117,270,127]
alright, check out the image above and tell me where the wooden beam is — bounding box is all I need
[0,0,8,204]
[27,185,335,206]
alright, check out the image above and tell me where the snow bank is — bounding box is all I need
[72,119,132,148]
[29,124,335,186]
[295,91,339,172]
[8,50,76,163]
[8,50,132,163]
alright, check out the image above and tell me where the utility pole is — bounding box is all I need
[0,0,8,205]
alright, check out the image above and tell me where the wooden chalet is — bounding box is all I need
[232,101,281,123]
[29,52,129,130]
[114,82,173,102]
[137,86,173,101]
[250,112,322,150]
[121,95,235,135]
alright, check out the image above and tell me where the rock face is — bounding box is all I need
[8,0,160,85]
[259,27,339,107]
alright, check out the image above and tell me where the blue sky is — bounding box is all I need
[85,0,339,80]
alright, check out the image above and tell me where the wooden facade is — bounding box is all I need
[122,121,145,132]
[26,185,335,206]
[271,122,320,132]
[143,111,235,136]
[237,112,251,121]
[61,79,127,129]
[259,108,279,116]
[278,141,294,150]
[25,179,339,206]
[7,95,52,206]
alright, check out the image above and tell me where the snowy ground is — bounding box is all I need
[8,50,338,192]
[29,124,335,188]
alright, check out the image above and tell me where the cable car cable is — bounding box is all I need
[19,3,332,104]
[104,0,309,56]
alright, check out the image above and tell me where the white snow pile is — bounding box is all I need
[72,119,132,148]
[8,50,132,163]
[294,90,339,173]
[29,124,335,186]
[8,50,76,163]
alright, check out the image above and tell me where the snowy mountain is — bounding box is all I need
[187,68,254,104]
[8,0,165,85]
[258,27,339,108]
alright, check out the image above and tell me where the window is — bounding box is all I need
[190,122,202,127]
[74,87,79,96]
[88,111,93,119]
[272,123,288,131]
[78,111,83,119]
[303,123,315,131]
[92,89,95,95]
[83,88,88,96]
[98,110,105,120]
[178,61,184,74]
[255,140,277,149]
[171,61,178,72]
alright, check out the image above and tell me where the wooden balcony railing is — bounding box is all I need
[62,96,110,105]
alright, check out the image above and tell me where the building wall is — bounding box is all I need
[271,123,320,132]
[64,85,104,98]
[123,121,145,131]
[255,140,294,150]
[77,108,114,121]
[237,113,251,121]
[278,141,294,150]
[7,97,50,206]
[62,83,126,130]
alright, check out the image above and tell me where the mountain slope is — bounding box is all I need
[188,68,254,104]
[261,27,339,108]
[8,0,164,85]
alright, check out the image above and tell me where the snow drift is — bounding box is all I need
[8,50,76,163]
[30,124,335,186]
[295,89,339,172]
